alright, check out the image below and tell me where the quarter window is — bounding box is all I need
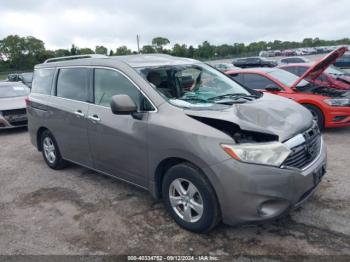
[56,68,90,102]
[94,68,154,111]
[32,69,55,95]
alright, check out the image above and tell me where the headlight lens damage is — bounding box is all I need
[221,142,291,167]
[324,98,350,107]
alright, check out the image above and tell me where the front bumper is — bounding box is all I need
[209,139,327,226]
[325,106,350,128]
[0,115,28,129]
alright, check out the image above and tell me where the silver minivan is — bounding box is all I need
[27,54,327,232]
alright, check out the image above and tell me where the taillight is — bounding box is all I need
[25,97,30,106]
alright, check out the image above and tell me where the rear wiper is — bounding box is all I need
[207,93,259,101]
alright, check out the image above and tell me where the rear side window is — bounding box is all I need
[94,68,154,111]
[31,69,55,94]
[56,68,89,102]
[282,66,299,75]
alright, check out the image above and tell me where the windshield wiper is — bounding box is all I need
[179,97,208,103]
[207,93,259,102]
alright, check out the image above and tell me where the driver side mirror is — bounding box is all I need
[265,84,281,92]
[110,94,137,115]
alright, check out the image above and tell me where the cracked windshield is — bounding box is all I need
[139,63,260,109]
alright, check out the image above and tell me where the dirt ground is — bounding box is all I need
[0,126,349,260]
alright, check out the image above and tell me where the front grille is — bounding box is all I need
[283,124,321,169]
[10,120,27,126]
[2,108,26,117]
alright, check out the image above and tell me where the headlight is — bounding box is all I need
[221,142,291,167]
[324,98,350,107]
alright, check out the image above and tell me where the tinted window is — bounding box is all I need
[56,68,89,102]
[246,58,259,63]
[296,67,308,76]
[229,74,244,85]
[94,68,154,111]
[32,69,55,94]
[243,74,278,90]
[282,66,299,75]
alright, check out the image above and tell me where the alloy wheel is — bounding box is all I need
[169,178,204,223]
[43,137,56,164]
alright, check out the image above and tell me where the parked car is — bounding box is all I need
[7,72,33,88]
[0,82,29,129]
[282,49,296,56]
[233,57,277,68]
[333,52,350,68]
[213,63,239,72]
[279,63,350,90]
[279,57,310,64]
[27,54,326,233]
[227,47,350,130]
[20,72,33,88]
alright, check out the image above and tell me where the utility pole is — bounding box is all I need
[137,34,140,54]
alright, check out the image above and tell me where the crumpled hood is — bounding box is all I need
[184,93,313,142]
[0,97,26,111]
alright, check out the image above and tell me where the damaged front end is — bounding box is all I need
[188,115,278,143]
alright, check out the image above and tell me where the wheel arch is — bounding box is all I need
[36,126,49,151]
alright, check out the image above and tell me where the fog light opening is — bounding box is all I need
[258,199,289,218]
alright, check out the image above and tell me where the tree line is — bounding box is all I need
[1,34,350,72]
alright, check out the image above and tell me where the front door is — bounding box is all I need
[87,68,155,187]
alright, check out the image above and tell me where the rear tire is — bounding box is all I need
[303,104,324,130]
[40,130,67,170]
[162,163,221,233]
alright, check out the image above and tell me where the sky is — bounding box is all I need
[0,0,349,51]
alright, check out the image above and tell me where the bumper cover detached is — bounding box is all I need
[0,110,28,129]
[209,139,327,226]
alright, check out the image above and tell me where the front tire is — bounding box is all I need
[162,163,221,233]
[40,130,67,170]
[303,104,324,130]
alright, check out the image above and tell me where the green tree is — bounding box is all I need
[197,41,214,59]
[0,35,46,70]
[109,50,114,56]
[115,46,132,55]
[141,45,156,54]
[95,45,108,55]
[54,49,70,57]
[80,48,94,55]
[152,37,170,53]
[172,44,188,57]
[70,44,80,55]
[187,45,195,58]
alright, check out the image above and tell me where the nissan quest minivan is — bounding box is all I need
[27,54,327,233]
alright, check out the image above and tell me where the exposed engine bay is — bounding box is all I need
[297,83,350,98]
[188,115,278,143]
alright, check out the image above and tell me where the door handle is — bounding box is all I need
[74,110,85,117]
[88,115,101,122]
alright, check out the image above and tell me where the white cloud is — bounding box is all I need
[0,0,349,51]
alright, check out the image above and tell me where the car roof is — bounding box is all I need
[279,63,313,67]
[226,67,283,75]
[35,54,199,69]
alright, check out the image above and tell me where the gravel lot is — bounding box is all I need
[0,126,350,259]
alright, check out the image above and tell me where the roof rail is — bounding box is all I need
[44,54,108,63]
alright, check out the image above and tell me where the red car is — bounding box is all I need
[278,63,350,90]
[226,47,350,129]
